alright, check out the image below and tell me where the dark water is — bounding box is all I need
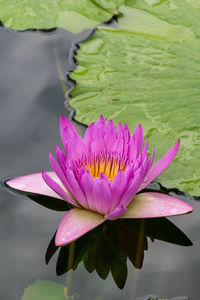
[0,27,200,300]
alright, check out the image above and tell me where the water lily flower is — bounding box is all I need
[7,115,193,246]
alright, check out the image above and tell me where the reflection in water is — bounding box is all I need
[5,180,193,289]
[46,216,192,289]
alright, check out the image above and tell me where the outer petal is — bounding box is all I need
[49,152,74,197]
[139,141,180,191]
[141,139,148,161]
[112,128,124,156]
[104,204,127,220]
[55,208,105,246]
[120,172,143,207]
[59,115,78,144]
[91,132,104,156]
[42,171,78,206]
[63,127,85,161]
[80,170,96,211]
[6,172,64,200]
[95,115,106,128]
[103,122,117,154]
[84,122,95,158]
[121,192,193,219]
[110,170,128,210]
[65,169,87,208]
[55,145,66,174]
[59,115,86,162]
[146,147,155,174]
[92,173,112,214]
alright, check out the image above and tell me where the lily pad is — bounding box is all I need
[21,279,74,300]
[70,2,200,195]
[0,0,124,31]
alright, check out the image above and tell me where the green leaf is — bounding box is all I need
[0,0,124,32]
[21,279,74,300]
[70,2,200,195]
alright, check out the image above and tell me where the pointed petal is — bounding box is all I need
[106,119,116,133]
[65,169,87,208]
[110,170,128,210]
[59,115,85,161]
[59,115,77,144]
[55,145,66,174]
[141,139,148,160]
[147,147,155,173]
[84,122,95,157]
[92,173,112,214]
[105,204,127,220]
[42,171,78,206]
[128,135,137,162]
[55,208,105,246]
[121,192,193,219]
[80,170,96,211]
[112,129,124,156]
[139,141,180,191]
[49,152,74,197]
[103,124,117,154]
[95,115,106,128]
[120,172,143,207]
[64,127,85,161]
[91,132,104,155]
[6,172,66,200]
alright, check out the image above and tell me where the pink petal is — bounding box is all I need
[59,115,85,161]
[141,139,148,160]
[140,156,148,179]
[110,170,128,210]
[80,170,96,211]
[92,173,112,214]
[55,145,66,174]
[112,128,124,156]
[64,127,85,161]
[146,147,155,174]
[122,123,131,142]
[106,119,116,133]
[103,124,117,154]
[121,192,193,219]
[84,122,95,157]
[104,204,127,220]
[55,208,105,246]
[42,171,78,206]
[49,152,74,197]
[91,131,104,155]
[139,141,180,191]
[120,172,143,207]
[65,169,87,208]
[59,115,77,145]
[95,115,106,128]
[7,172,65,200]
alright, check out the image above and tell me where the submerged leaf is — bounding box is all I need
[21,279,74,300]
[70,2,200,195]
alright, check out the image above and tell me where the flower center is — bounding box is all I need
[85,156,127,181]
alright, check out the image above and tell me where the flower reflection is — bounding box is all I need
[46,216,192,289]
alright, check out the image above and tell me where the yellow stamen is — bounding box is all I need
[85,156,126,181]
